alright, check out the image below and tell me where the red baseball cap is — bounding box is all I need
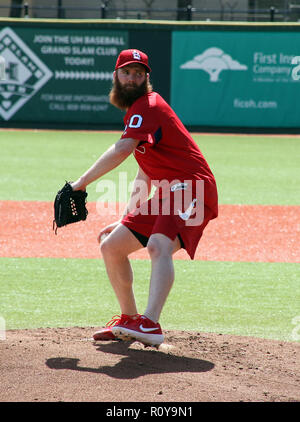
[115,49,151,73]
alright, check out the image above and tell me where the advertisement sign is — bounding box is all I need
[171,30,300,127]
[0,26,128,124]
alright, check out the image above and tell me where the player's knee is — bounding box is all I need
[100,236,115,258]
[100,235,129,259]
[147,237,170,259]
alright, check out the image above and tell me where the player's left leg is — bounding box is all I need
[111,233,181,346]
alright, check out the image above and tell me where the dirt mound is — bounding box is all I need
[0,327,299,403]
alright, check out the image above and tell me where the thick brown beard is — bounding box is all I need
[109,75,153,110]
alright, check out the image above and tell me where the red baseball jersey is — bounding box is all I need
[121,91,218,218]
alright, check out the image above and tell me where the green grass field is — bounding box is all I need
[0,130,299,341]
[1,130,299,204]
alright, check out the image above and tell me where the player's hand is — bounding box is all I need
[97,221,120,244]
[70,178,86,192]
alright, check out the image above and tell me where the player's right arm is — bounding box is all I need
[71,137,140,191]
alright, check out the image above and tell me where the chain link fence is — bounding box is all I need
[3,1,300,22]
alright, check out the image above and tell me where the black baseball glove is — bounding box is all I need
[53,182,88,234]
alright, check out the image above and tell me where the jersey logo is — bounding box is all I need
[129,114,143,128]
[178,199,197,221]
[123,114,143,136]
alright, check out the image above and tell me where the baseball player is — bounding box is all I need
[71,49,218,347]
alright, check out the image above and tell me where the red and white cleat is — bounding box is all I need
[112,315,164,347]
[93,314,140,341]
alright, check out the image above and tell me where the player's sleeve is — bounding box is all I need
[120,101,159,146]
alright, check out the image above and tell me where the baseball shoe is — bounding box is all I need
[112,315,164,347]
[93,314,140,341]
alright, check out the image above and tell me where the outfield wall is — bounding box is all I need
[0,18,299,132]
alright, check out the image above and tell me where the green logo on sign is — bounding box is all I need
[0,27,52,120]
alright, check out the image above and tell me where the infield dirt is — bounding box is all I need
[1,200,299,262]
